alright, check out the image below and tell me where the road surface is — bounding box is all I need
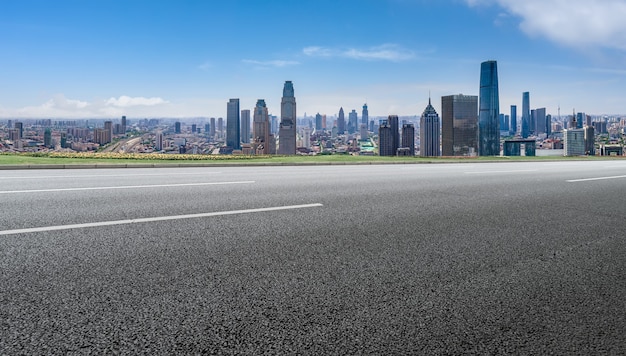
[1,161,625,354]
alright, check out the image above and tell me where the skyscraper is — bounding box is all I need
[315,113,322,131]
[14,122,23,138]
[521,92,530,138]
[241,109,251,144]
[104,121,113,144]
[402,124,415,156]
[478,60,499,156]
[420,97,440,157]
[387,115,400,155]
[121,116,127,134]
[175,121,181,134]
[226,98,240,150]
[155,131,164,151]
[441,94,478,156]
[253,99,271,154]
[378,121,394,156]
[44,128,52,148]
[210,117,216,138]
[217,117,224,138]
[278,81,296,155]
[535,107,547,135]
[362,103,369,125]
[337,107,345,134]
[348,110,358,134]
[510,105,517,136]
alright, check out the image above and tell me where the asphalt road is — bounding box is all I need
[1,161,625,354]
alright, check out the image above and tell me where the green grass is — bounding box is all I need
[0,152,623,167]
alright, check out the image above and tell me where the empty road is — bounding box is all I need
[1,161,625,354]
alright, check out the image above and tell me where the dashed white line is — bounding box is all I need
[0,172,222,180]
[0,203,324,236]
[0,181,255,194]
[566,175,626,183]
[464,169,538,174]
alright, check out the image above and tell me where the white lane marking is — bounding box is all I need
[0,172,222,180]
[0,203,324,236]
[0,181,255,194]
[464,169,538,174]
[567,175,626,183]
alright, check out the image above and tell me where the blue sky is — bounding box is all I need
[1,0,625,119]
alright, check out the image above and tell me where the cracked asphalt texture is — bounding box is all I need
[1,161,625,354]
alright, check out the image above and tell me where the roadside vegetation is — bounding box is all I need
[0,152,622,166]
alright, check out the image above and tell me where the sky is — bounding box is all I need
[1,0,625,119]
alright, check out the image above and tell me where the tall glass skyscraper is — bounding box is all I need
[510,105,517,136]
[362,103,369,125]
[521,92,530,138]
[241,109,250,144]
[478,60,499,156]
[420,97,440,157]
[337,107,345,134]
[278,81,296,155]
[442,94,478,156]
[226,98,240,150]
[388,114,399,155]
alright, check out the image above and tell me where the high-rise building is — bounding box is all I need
[382,115,398,155]
[175,121,181,134]
[348,110,358,134]
[535,107,547,135]
[44,128,52,148]
[191,124,197,133]
[9,129,19,142]
[510,105,517,136]
[217,117,224,138]
[253,99,271,154]
[210,117,216,138]
[378,121,394,156]
[337,107,345,134]
[563,128,585,156]
[362,103,369,125]
[278,81,296,155]
[402,124,415,156]
[155,131,164,151]
[14,122,23,138]
[584,126,595,155]
[478,60,499,156]
[359,123,368,140]
[241,109,251,144]
[121,116,127,134]
[546,114,552,136]
[521,92,530,138]
[420,97,440,157]
[576,112,585,129]
[315,113,322,131]
[303,127,311,149]
[104,121,113,144]
[442,94,478,156]
[226,98,241,150]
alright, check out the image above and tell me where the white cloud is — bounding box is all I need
[105,96,169,107]
[302,44,416,62]
[466,0,626,50]
[198,61,213,71]
[241,59,300,68]
[4,94,172,118]
[302,46,333,57]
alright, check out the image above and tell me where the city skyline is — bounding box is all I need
[1,1,626,119]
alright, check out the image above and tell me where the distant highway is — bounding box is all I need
[101,135,144,153]
[1,161,625,354]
